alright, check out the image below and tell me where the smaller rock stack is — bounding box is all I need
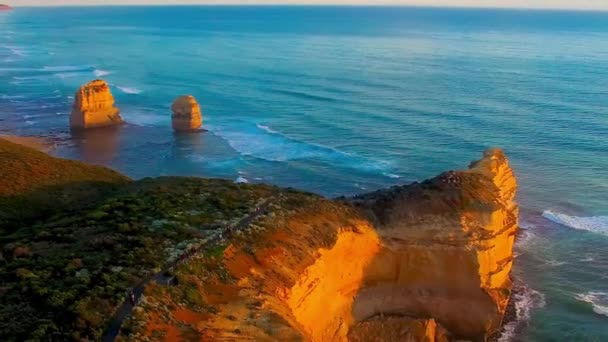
[70,80,123,130]
[171,95,203,132]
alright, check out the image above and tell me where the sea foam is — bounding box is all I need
[575,292,608,317]
[497,282,546,342]
[542,210,608,236]
[210,122,388,173]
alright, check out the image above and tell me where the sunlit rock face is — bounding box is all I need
[69,80,123,129]
[130,149,517,342]
[349,148,518,340]
[171,95,203,132]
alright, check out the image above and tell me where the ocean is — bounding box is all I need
[1,5,607,340]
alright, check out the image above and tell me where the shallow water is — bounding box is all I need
[1,6,607,340]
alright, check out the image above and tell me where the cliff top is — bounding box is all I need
[0,141,517,341]
[350,148,516,237]
[0,141,286,340]
[75,79,111,96]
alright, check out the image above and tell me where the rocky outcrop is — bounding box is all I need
[348,316,451,342]
[0,4,12,10]
[69,80,123,130]
[348,147,518,340]
[171,95,203,132]
[127,149,518,341]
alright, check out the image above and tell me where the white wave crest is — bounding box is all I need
[576,292,608,317]
[116,86,142,94]
[542,210,608,236]
[93,69,112,77]
[54,72,84,79]
[256,123,278,134]
[235,176,249,184]
[12,75,46,81]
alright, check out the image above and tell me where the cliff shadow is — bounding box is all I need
[0,180,128,236]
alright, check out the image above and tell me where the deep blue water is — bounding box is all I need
[1,6,607,340]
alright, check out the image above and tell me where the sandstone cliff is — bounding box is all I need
[349,147,518,340]
[122,148,518,341]
[171,95,203,132]
[69,80,123,129]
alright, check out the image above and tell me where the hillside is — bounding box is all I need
[0,138,130,229]
[0,141,518,342]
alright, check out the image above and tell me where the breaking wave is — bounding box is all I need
[93,69,112,77]
[497,282,546,342]
[256,123,278,134]
[575,292,608,317]
[542,210,608,236]
[210,122,389,173]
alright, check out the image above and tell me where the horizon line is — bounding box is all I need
[7,3,608,12]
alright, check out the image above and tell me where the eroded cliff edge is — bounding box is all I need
[124,148,518,341]
[0,139,516,341]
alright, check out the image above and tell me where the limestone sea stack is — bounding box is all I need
[171,95,203,132]
[69,80,123,130]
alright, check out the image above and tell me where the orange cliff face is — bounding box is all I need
[349,147,518,340]
[69,80,123,129]
[124,149,518,342]
[171,95,203,132]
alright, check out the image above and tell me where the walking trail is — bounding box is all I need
[102,197,275,342]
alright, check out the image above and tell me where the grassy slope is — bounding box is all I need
[0,139,285,341]
[0,138,131,229]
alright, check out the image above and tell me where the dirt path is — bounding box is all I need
[102,197,275,342]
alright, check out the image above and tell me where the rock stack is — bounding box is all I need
[171,95,203,132]
[69,80,123,130]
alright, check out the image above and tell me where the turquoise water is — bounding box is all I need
[1,6,607,340]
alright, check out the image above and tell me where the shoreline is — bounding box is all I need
[0,134,54,153]
[0,131,523,340]
[491,279,520,342]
